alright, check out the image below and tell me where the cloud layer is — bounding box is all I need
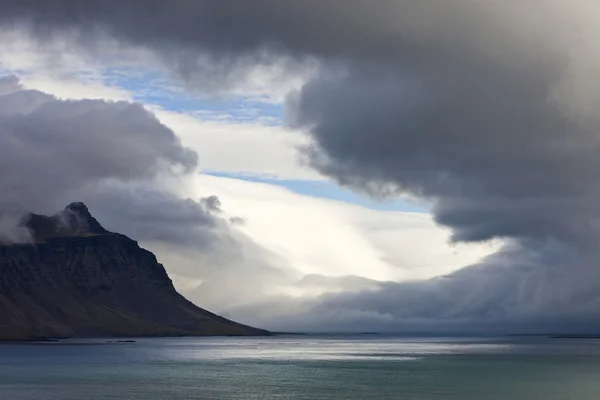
[0,76,257,267]
[0,76,195,213]
[3,1,600,332]
[3,0,598,244]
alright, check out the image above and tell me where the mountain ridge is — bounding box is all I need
[0,203,268,340]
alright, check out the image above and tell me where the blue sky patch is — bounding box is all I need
[102,68,284,124]
[208,172,428,213]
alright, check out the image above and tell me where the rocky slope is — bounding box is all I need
[0,203,268,340]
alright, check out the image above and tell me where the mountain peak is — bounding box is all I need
[65,201,89,214]
[24,202,110,242]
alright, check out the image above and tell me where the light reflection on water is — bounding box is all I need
[2,335,600,399]
[135,335,600,360]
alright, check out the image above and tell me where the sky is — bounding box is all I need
[1,0,600,333]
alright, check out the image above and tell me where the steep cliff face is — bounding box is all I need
[0,203,268,340]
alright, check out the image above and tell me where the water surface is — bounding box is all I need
[1,335,600,399]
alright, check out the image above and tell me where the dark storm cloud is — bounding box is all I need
[291,60,600,247]
[229,243,600,334]
[2,1,600,332]
[0,0,591,245]
[0,76,196,214]
[1,1,554,90]
[294,242,600,334]
[0,76,207,246]
[0,0,400,58]
[281,3,600,332]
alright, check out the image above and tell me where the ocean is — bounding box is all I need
[1,335,600,399]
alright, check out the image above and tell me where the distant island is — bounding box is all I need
[0,202,268,340]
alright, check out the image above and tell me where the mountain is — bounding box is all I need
[0,203,268,340]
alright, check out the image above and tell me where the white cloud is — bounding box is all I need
[177,174,495,284]
[19,74,131,102]
[154,109,323,181]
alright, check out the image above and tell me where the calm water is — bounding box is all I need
[2,335,600,399]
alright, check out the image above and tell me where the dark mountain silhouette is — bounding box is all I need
[0,203,268,340]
